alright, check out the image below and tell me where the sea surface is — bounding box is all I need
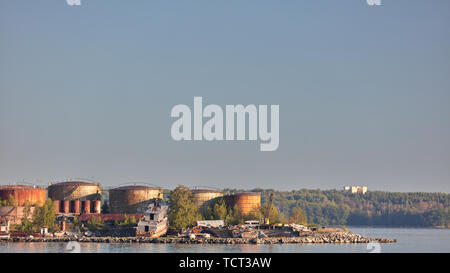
[0,227,449,253]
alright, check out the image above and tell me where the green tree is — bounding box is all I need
[261,202,280,224]
[225,205,244,225]
[202,205,214,220]
[120,215,137,226]
[87,216,104,231]
[168,185,202,231]
[7,195,18,207]
[101,201,110,214]
[72,217,83,231]
[289,207,308,225]
[32,198,57,231]
[20,201,34,232]
[245,206,262,221]
[212,199,228,220]
[278,212,288,224]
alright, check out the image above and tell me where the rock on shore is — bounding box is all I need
[1,231,396,244]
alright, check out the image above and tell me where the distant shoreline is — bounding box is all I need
[345,225,450,228]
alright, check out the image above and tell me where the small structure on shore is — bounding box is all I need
[0,220,10,239]
[194,220,225,228]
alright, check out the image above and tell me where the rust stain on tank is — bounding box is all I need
[82,200,91,214]
[225,192,261,215]
[63,200,70,214]
[0,185,46,206]
[92,200,101,214]
[109,185,162,214]
[191,189,223,209]
[72,200,80,214]
[47,181,101,201]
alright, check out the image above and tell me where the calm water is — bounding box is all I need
[0,227,449,253]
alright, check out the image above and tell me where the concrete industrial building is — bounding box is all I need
[343,186,368,194]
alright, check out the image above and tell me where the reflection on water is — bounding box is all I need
[1,228,449,253]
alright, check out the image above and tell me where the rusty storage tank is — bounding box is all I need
[191,189,223,209]
[47,181,101,201]
[63,200,70,214]
[0,185,46,206]
[54,200,60,213]
[92,200,101,214]
[225,192,261,215]
[82,200,91,214]
[109,185,162,214]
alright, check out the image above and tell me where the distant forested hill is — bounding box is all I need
[227,188,449,227]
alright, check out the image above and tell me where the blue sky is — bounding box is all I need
[1,0,449,192]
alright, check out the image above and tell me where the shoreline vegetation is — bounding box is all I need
[250,189,449,228]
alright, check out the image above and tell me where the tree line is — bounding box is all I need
[248,188,449,227]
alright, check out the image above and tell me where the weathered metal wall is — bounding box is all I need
[47,181,101,201]
[225,193,261,215]
[82,200,91,214]
[191,189,223,209]
[63,200,70,214]
[109,186,162,214]
[92,200,101,214]
[0,206,36,224]
[72,200,80,214]
[0,185,46,206]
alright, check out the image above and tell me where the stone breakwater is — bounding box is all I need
[1,232,396,244]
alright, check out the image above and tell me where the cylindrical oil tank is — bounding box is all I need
[82,200,91,214]
[191,189,223,209]
[225,192,261,215]
[0,185,46,206]
[54,200,60,213]
[109,185,162,214]
[74,200,81,214]
[63,200,70,214]
[47,181,101,201]
[71,200,80,214]
[92,200,101,214]
[59,200,64,213]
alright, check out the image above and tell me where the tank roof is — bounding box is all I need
[192,189,222,193]
[111,185,160,191]
[230,192,261,196]
[50,181,98,187]
[0,185,43,190]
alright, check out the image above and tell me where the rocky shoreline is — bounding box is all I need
[1,232,396,244]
